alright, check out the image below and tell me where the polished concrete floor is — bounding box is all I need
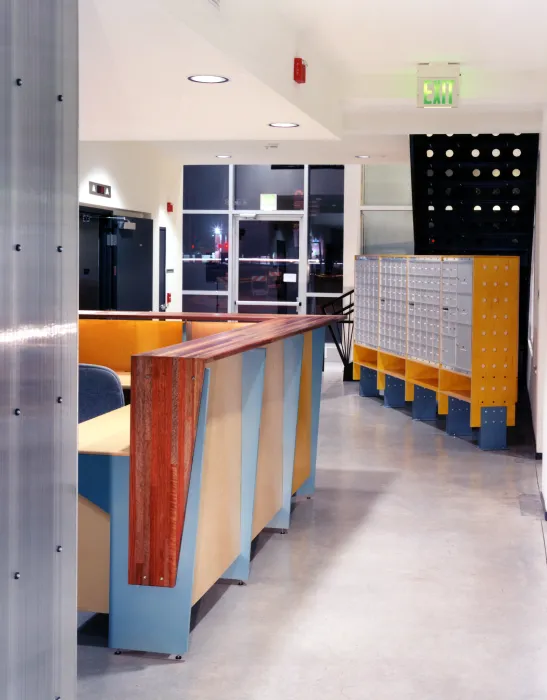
[78,364,547,699]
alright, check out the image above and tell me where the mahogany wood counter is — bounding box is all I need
[78,311,334,655]
[129,315,334,588]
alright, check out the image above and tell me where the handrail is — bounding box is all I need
[321,290,355,381]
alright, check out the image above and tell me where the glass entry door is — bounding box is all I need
[233,216,302,314]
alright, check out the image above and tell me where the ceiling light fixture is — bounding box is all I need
[216,155,231,159]
[269,122,299,128]
[355,155,370,159]
[188,74,229,84]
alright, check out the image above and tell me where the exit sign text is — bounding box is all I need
[418,77,459,108]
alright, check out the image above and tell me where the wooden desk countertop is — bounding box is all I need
[79,405,130,457]
[79,310,280,323]
[117,371,131,389]
[137,315,335,362]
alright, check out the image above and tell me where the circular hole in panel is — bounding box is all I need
[427,133,433,137]
[427,149,434,157]
[446,169,453,177]
[492,169,501,177]
[513,148,521,157]
[513,168,521,177]
[474,205,482,211]
[445,205,453,211]
[428,205,435,211]
[493,188,501,195]
[512,187,520,195]
[446,149,454,158]
[427,169,434,177]
[472,133,479,137]
[473,169,480,177]
[493,205,501,211]
[472,149,480,157]
[445,187,452,195]
[511,205,520,211]
[492,148,500,157]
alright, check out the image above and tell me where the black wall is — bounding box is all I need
[410,133,539,375]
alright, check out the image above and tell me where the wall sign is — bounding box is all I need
[89,181,111,198]
[417,63,460,108]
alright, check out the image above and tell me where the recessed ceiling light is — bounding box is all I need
[188,75,229,84]
[355,155,370,159]
[269,122,299,128]
[216,155,231,159]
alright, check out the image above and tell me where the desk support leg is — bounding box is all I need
[108,370,211,656]
[223,350,266,583]
[269,335,304,531]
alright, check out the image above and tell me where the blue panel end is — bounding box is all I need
[222,349,265,584]
[108,369,211,656]
[297,327,325,498]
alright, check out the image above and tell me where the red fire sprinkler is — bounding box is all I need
[294,58,307,84]
[167,202,174,213]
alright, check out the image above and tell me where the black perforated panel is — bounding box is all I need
[410,133,539,378]
[411,133,538,255]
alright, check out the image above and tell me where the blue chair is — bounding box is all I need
[79,364,125,423]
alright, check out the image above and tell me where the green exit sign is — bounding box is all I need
[422,79,455,106]
[417,65,460,108]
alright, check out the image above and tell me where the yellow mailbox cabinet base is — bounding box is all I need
[353,255,519,450]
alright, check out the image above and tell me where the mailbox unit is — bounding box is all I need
[353,254,520,450]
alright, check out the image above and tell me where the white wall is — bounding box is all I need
[343,165,362,291]
[529,113,547,460]
[79,142,183,311]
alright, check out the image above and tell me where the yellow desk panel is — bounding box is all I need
[78,405,130,456]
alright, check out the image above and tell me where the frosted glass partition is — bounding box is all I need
[361,210,414,255]
[362,164,412,205]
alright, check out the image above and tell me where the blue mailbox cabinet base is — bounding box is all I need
[359,366,379,398]
[412,386,437,421]
[446,397,472,437]
[478,407,507,451]
[384,375,405,408]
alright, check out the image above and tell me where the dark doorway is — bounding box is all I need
[79,206,153,311]
[158,226,167,311]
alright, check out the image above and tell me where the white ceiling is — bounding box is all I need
[277,0,547,74]
[80,0,546,163]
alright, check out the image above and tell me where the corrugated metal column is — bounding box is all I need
[0,0,78,699]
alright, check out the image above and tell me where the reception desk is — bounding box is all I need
[78,313,332,656]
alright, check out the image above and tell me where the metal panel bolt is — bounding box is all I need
[15,244,21,251]
[14,572,20,580]
[14,408,21,416]
[57,546,63,553]
[57,397,63,404]
[15,78,22,86]
[57,246,63,252]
